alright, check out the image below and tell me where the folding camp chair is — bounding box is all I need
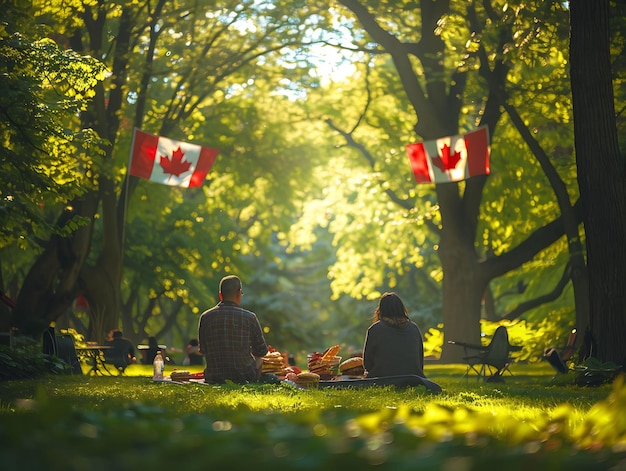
[450,326,521,382]
[544,328,578,375]
[55,334,83,375]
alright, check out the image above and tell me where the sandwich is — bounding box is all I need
[339,356,364,377]
[262,351,286,374]
[170,370,191,382]
[295,371,320,388]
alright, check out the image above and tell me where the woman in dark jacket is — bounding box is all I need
[362,292,425,378]
[145,336,160,364]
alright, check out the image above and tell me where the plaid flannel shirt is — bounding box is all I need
[198,301,268,383]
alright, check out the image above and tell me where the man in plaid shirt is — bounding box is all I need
[198,275,268,383]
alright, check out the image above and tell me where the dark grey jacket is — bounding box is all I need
[363,320,424,378]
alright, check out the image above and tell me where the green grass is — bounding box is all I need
[0,362,625,470]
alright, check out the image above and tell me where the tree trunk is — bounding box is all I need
[570,0,626,364]
[437,180,488,362]
[14,195,99,337]
[439,248,485,362]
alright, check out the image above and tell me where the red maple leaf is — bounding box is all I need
[159,147,192,177]
[433,143,462,172]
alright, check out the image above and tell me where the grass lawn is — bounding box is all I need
[0,362,625,470]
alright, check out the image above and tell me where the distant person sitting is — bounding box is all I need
[184,338,204,366]
[104,329,136,371]
[144,336,161,364]
[362,292,425,378]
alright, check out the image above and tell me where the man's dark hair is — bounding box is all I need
[220,275,242,299]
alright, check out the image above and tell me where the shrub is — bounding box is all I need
[0,345,68,380]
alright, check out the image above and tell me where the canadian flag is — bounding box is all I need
[406,126,490,184]
[129,128,220,188]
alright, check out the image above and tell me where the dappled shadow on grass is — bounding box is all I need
[1,378,625,470]
[0,367,624,470]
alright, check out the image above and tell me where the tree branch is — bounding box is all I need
[339,0,439,134]
[481,199,583,282]
[502,261,572,320]
[325,118,413,211]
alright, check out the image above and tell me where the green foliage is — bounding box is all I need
[549,357,626,388]
[0,2,106,251]
[80,0,339,345]
[0,346,68,380]
[4,0,624,371]
[423,325,444,358]
[0,371,625,469]
[287,0,580,334]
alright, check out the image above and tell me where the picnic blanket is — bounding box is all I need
[318,375,442,393]
[157,373,442,393]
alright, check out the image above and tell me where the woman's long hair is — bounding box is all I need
[373,292,409,328]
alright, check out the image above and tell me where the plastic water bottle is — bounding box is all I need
[153,351,164,380]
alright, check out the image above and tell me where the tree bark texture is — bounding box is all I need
[570,0,626,365]
[14,196,99,336]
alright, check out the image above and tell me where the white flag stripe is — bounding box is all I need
[406,126,490,184]
[149,137,201,187]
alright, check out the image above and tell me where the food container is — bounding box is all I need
[170,370,191,382]
[307,354,342,378]
[327,356,342,375]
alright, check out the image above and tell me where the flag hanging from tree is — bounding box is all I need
[129,128,220,188]
[406,126,490,184]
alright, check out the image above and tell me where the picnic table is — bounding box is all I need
[75,345,113,375]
